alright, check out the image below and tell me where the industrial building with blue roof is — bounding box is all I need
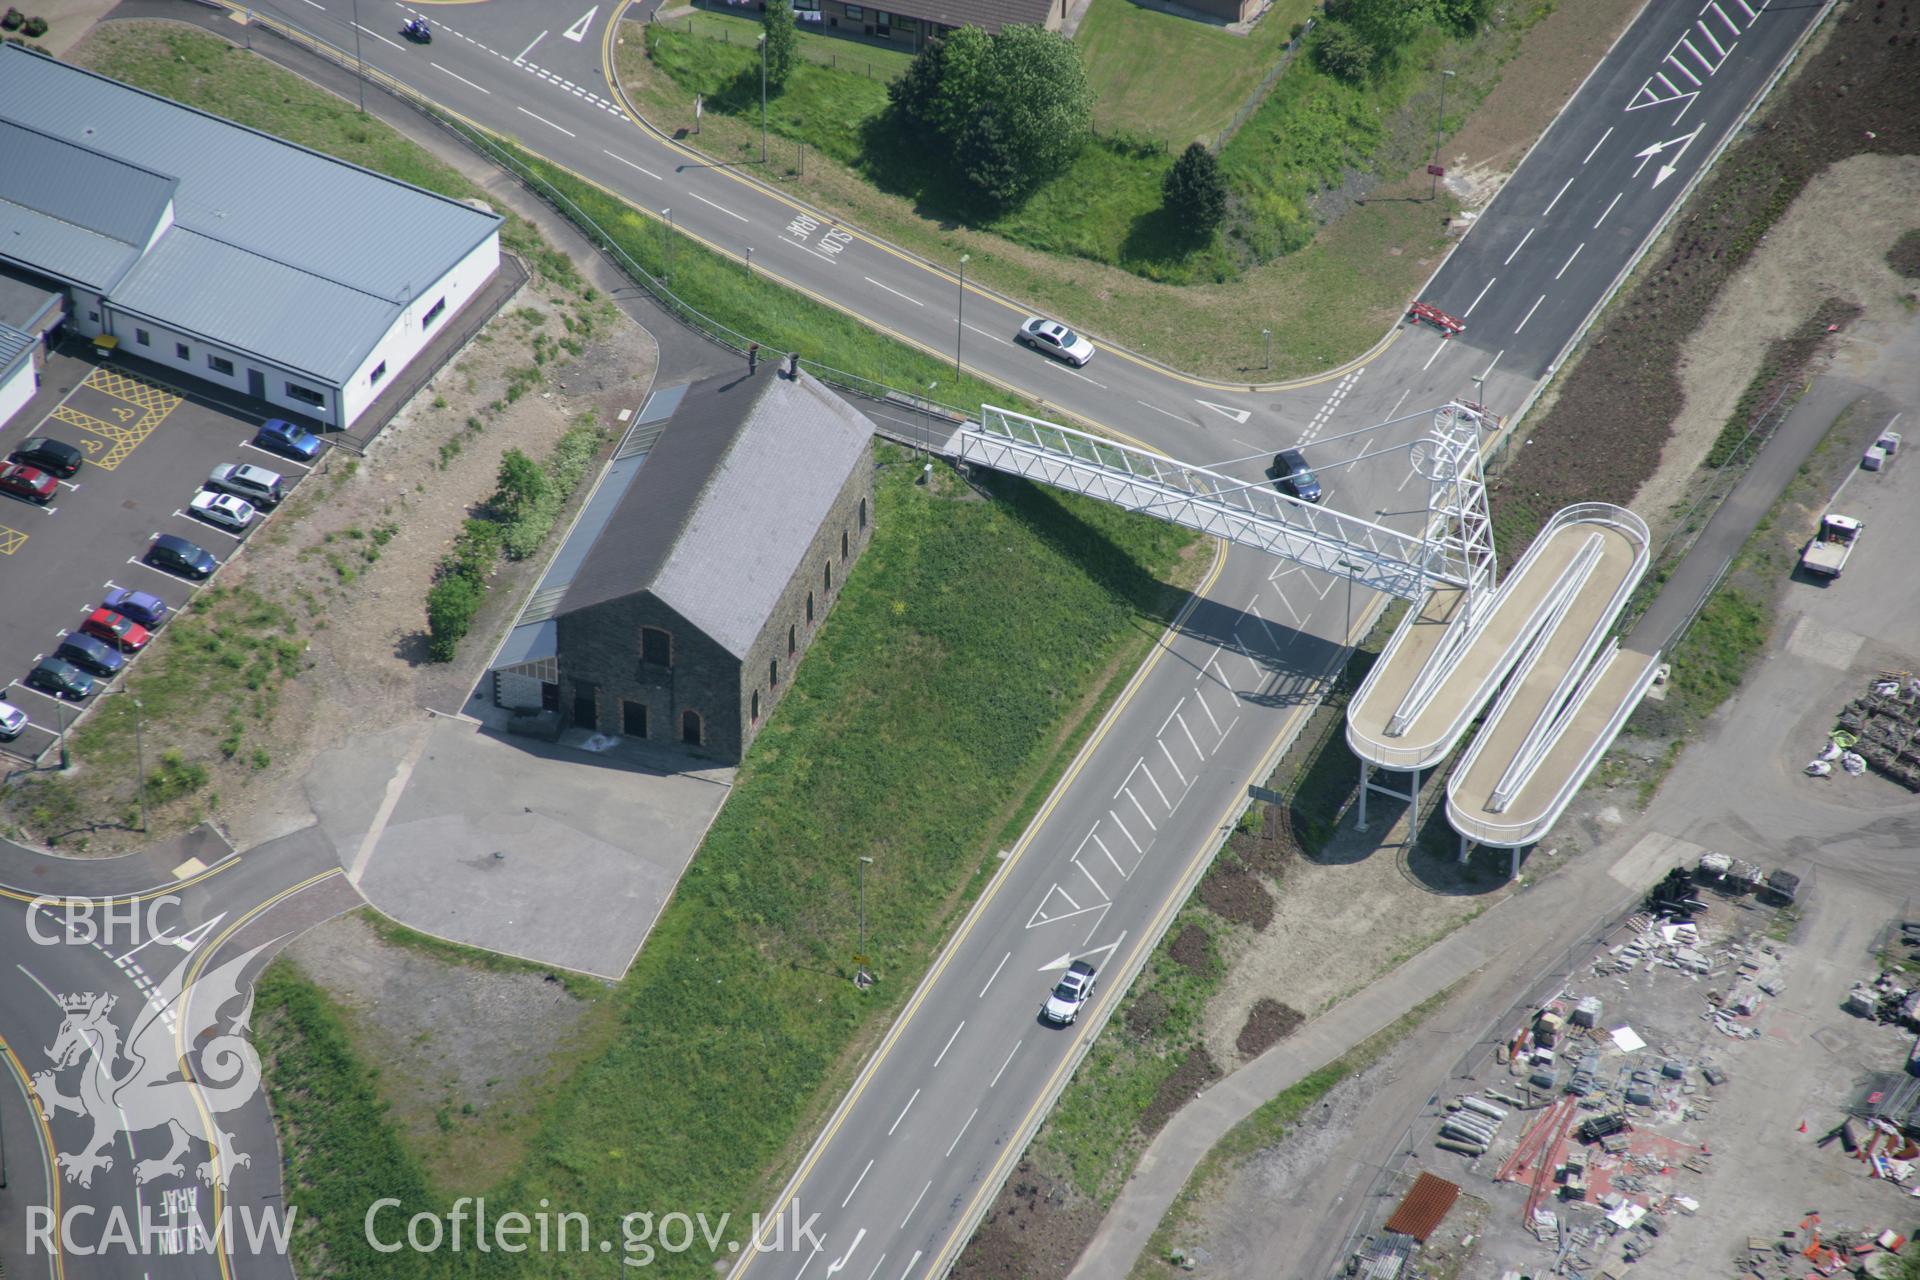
[0,44,502,430]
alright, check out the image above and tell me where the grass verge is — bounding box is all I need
[250,452,1203,1277]
[1126,983,1460,1280]
[253,960,441,1280]
[360,908,610,1002]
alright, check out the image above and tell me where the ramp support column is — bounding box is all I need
[1459,833,1474,865]
[1511,845,1522,882]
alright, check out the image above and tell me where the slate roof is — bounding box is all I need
[0,322,32,378]
[0,46,501,382]
[871,0,1056,32]
[560,368,874,659]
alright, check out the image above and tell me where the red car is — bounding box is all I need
[80,608,151,653]
[0,463,56,504]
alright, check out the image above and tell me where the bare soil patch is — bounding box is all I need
[1890,228,1920,278]
[1126,989,1173,1038]
[956,1160,1106,1280]
[279,911,608,1191]
[1628,157,1920,538]
[1234,997,1304,1060]
[1140,1048,1224,1138]
[215,288,655,848]
[1167,922,1217,975]
[1488,1,1920,554]
[1197,863,1274,929]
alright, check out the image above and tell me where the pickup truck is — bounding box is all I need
[1800,513,1862,578]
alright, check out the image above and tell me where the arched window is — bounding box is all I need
[751,691,761,722]
[640,626,672,667]
[824,562,833,593]
[806,592,815,624]
[841,529,850,560]
[787,624,797,656]
[769,657,779,687]
[858,497,867,530]
[681,709,703,745]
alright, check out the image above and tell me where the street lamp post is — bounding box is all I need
[954,253,970,382]
[758,33,769,165]
[662,208,674,282]
[130,695,147,833]
[351,0,366,113]
[55,697,68,771]
[855,856,875,987]
[1262,327,1272,372]
[1430,69,1455,200]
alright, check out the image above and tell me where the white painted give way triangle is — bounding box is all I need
[563,5,599,41]
[1195,399,1251,425]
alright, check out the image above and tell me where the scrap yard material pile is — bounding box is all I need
[1830,673,1920,790]
[1738,1216,1911,1280]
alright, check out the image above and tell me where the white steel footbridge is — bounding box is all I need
[942,402,1660,874]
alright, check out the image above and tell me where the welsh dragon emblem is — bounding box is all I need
[32,941,269,1190]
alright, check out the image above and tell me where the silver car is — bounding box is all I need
[189,489,256,532]
[0,699,27,741]
[1016,317,1095,368]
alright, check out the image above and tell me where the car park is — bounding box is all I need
[25,657,94,700]
[145,533,218,580]
[8,437,83,477]
[206,463,284,509]
[101,588,170,630]
[1015,317,1096,368]
[1041,960,1099,1025]
[0,700,26,740]
[1272,448,1323,503]
[189,488,255,533]
[253,418,322,463]
[54,633,125,679]
[80,608,151,652]
[0,463,57,504]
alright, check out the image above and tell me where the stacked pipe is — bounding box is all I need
[1435,1095,1506,1157]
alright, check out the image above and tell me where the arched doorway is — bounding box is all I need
[681,709,703,746]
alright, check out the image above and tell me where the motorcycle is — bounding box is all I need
[401,17,431,42]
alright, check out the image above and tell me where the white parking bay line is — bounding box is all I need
[432,62,491,94]
[241,442,312,470]
[606,150,668,182]
[864,277,924,307]
[516,105,576,137]
[886,1088,920,1136]
[978,951,1010,999]
[693,192,749,223]
[353,22,405,50]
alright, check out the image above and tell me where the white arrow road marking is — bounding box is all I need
[562,5,598,41]
[1631,124,1703,183]
[1196,399,1251,424]
[1038,931,1128,972]
[825,1229,867,1276]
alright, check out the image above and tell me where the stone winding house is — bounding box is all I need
[553,364,876,764]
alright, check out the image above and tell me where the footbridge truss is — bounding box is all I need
[943,402,1661,871]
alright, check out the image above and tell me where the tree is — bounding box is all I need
[492,447,548,522]
[762,0,798,92]
[1326,0,1427,59]
[1162,142,1227,236]
[1313,23,1374,83]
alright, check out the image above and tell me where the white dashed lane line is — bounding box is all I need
[603,149,663,180]
[516,105,576,137]
[432,62,490,94]
[693,192,750,224]
[864,277,923,307]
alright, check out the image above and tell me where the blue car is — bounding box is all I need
[102,587,170,629]
[253,418,322,463]
[55,633,125,679]
[146,533,218,580]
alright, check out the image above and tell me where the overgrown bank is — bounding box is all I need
[255,453,1204,1277]
[1486,0,1920,555]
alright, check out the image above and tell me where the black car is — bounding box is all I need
[25,657,95,700]
[1272,449,1322,503]
[8,436,83,478]
[145,533,218,579]
[54,633,126,679]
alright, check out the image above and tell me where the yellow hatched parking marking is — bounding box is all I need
[0,526,26,555]
[86,366,184,415]
[50,405,144,471]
